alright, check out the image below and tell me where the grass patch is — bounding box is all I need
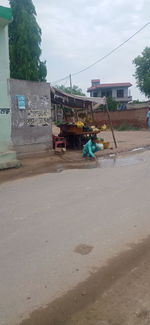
[114,123,141,131]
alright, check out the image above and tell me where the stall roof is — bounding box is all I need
[51,87,106,109]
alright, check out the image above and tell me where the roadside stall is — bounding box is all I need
[51,87,117,151]
[58,121,101,150]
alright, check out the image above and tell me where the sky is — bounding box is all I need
[1,0,150,100]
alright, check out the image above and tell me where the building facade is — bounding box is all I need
[87,79,132,105]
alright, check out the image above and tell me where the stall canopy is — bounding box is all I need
[51,86,106,110]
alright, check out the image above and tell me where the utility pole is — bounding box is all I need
[69,74,72,92]
[105,100,117,149]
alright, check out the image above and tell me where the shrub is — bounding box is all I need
[114,123,140,131]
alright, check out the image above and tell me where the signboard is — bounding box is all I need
[16,95,26,110]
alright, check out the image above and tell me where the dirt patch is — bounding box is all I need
[20,235,150,325]
[0,131,150,185]
[136,309,150,320]
[74,244,93,255]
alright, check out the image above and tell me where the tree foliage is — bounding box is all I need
[107,97,117,111]
[133,47,150,97]
[9,0,47,81]
[56,84,85,96]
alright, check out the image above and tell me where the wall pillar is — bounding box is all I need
[0,6,20,169]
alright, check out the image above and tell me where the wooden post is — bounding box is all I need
[105,99,117,149]
[74,109,78,122]
[86,105,89,122]
[63,107,67,121]
[91,103,95,125]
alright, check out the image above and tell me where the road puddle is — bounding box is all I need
[53,155,144,173]
[97,155,144,168]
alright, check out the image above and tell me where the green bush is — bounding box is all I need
[114,123,140,131]
[107,97,117,111]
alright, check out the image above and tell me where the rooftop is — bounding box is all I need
[51,87,106,110]
[87,82,132,92]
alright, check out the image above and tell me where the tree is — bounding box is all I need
[133,47,150,97]
[56,84,85,96]
[9,0,47,81]
[107,97,117,111]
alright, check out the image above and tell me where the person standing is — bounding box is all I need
[146,108,150,129]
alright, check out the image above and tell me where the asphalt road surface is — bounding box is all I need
[1,150,150,325]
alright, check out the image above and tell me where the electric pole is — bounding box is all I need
[69,74,72,92]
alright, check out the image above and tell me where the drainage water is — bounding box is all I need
[98,155,144,168]
[50,152,145,173]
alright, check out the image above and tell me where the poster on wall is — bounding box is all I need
[16,95,26,109]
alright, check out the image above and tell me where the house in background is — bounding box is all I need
[87,80,132,108]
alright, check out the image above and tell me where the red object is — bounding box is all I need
[91,79,100,83]
[87,82,132,92]
[53,136,66,152]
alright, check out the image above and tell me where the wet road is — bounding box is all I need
[1,151,150,325]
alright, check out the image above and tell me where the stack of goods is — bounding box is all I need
[90,125,100,132]
[97,143,104,150]
[75,121,84,128]
[58,121,101,134]
[75,121,100,132]
[83,125,92,132]
[97,137,109,149]
[100,124,107,131]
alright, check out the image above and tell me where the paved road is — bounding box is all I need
[1,150,150,325]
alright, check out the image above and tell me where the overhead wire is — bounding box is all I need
[52,22,150,84]
[52,75,70,86]
[71,22,150,77]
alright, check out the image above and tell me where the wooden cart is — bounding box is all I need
[59,124,100,149]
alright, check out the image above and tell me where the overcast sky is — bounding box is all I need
[1,0,150,100]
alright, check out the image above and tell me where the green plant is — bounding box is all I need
[63,107,73,113]
[107,97,117,111]
[55,121,62,127]
[133,47,150,98]
[56,84,85,96]
[114,123,140,131]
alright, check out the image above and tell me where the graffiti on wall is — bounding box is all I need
[26,110,51,127]
[0,108,10,114]
[27,95,50,110]
[12,91,51,128]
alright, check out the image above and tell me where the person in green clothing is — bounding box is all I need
[146,108,150,129]
[82,135,102,160]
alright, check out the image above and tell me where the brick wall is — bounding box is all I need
[127,102,150,109]
[94,108,148,128]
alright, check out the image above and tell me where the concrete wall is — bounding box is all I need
[10,79,52,155]
[94,108,148,128]
[0,8,20,169]
[127,102,150,110]
[0,24,12,153]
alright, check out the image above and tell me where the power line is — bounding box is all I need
[63,78,69,87]
[52,75,70,86]
[52,22,150,84]
[72,22,150,76]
